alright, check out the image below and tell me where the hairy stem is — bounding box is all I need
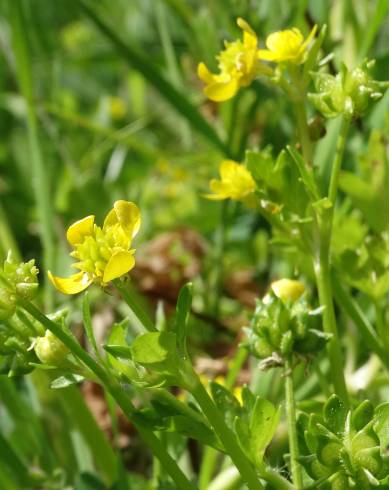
[314,116,350,404]
[284,359,302,489]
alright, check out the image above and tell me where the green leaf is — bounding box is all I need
[287,145,320,201]
[167,416,223,451]
[106,319,137,379]
[323,395,348,435]
[235,396,279,468]
[374,402,389,448]
[352,400,374,432]
[249,397,280,467]
[174,283,193,354]
[131,332,180,379]
[131,331,177,365]
[51,374,85,389]
[210,381,242,429]
[103,345,132,359]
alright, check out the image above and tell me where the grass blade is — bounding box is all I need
[8,0,55,309]
[75,0,229,156]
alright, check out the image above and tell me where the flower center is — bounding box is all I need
[218,41,246,75]
[70,224,130,280]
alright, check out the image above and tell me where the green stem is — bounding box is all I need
[284,359,302,489]
[9,0,55,310]
[21,301,194,490]
[114,280,156,332]
[374,299,389,351]
[314,116,350,404]
[314,254,349,403]
[260,467,295,490]
[328,117,350,206]
[332,274,389,370]
[190,378,264,490]
[199,449,220,490]
[199,347,248,489]
[294,101,313,166]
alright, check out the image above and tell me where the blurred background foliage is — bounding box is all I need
[0,0,388,488]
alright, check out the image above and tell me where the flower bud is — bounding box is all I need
[309,60,388,119]
[3,253,39,302]
[35,330,69,366]
[271,278,305,302]
[0,287,16,320]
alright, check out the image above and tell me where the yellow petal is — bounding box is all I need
[219,160,239,179]
[257,49,278,61]
[271,279,305,302]
[48,271,92,295]
[197,62,215,84]
[204,78,239,102]
[103,201,141,238]
[103,250,135,283]
[237,18,257,48]
[66,215,95,246]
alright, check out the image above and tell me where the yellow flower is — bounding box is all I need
[206,160,256,205]
[271,279,305,302]
[198,18,266,102]
[109,96,126,120]
[258,25,317,64]
[48,201,140,294]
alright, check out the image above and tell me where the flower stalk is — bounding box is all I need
[284,358,302,489]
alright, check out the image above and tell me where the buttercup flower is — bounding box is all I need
[258,25,317,64]
[198,18,267,102]
[206,160,256,205]
[49,200,140,294]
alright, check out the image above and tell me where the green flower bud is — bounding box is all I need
[319,441,342,468]
[254,336,273,358]
[3,252,39,302]
[280,330,293,355]
[309,60,388,119]
[35,330,69,366]
[0,286,16,320]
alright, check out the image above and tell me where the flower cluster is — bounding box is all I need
[49,200,140,294]
[198,20,317,101]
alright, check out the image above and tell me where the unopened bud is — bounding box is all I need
[35,330,69,365]
[271,279,305,302]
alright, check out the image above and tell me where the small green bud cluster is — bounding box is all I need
[244,279,330,367]
[0,252,39,320]
[309,60,388,119]
[0,313,43,376]
[298,395,389,488]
